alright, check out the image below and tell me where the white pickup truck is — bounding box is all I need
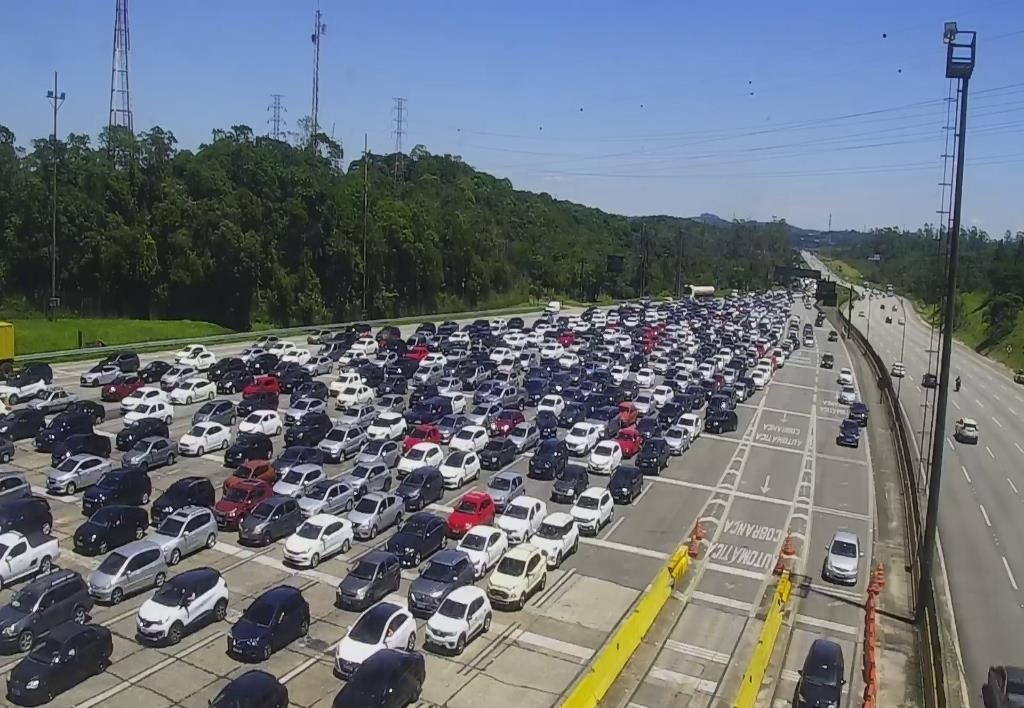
[0,532,60,590]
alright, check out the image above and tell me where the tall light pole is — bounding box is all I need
[46,72,66,319]
[917,22,976,623]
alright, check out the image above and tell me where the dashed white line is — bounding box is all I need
[1003,556,1019,591]
[952,399,961,410]
[975,398,984,407]
[947,437,955,451]
[1009,406,1018,416]
[962,466,972,484]
[1016,443,1024,455]
[993,393,1001,402]
[1009,478,1019,495]
[992,416,1003,428]
[979,505,992,527]
[987,446,996,460]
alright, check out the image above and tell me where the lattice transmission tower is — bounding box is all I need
[108,0,133,134]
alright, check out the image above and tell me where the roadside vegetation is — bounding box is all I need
[9,318,232,356]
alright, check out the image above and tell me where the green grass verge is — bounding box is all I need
[8,318,232,356]
[821,257,866,285]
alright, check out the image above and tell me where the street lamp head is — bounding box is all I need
[46,90,54,99]
[943,21,958,44]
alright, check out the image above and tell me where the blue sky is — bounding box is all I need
[2,1,1022,235]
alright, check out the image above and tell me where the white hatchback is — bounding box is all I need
[425,585,492,655]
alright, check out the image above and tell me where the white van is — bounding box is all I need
[544,300,562,315]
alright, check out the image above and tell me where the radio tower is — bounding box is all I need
[309,8,326,150]
[267,94,286,140]
[392,97,407,182]
[108,0,133,135]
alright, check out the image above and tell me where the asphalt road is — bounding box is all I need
[805,251,1022,707]
[612,308,876,708]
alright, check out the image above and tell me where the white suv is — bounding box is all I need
[530,512,580,568]
[136,567,228,645]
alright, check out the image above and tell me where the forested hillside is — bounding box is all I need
[0,124,791,330]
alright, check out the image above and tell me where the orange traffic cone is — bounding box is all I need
[693,521,705,541]
[687,535,701,559]
[781,533,796,557]
[773,553,787,576]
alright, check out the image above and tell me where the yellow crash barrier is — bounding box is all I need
[732,572,793,708]
[560,546,690,708]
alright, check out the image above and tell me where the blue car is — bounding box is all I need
[836,419,861,448]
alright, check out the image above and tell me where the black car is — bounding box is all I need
[73,505,149,555]
[0,497,53,536]
[248,353,280,376]
[608,465,644,505]
[33,412,93,453]
[0,437,12,464]
[705,410,739,434]
[551,464,589,504]
[138,360,172,384]
[237,392,279,418]
[794,639,845,708]
[376,376,408,396]
[272,446,325,476]
[209,357,247,382]
[558,403,585,428]
[385,512,447,567]
[50,432,111,467]
[115,418,169,452]
[284,412,332,448]
[636,415,661,441]
[210,670,289,708]
[332,648,426,708]
[524,378,550,406]
[225,432,274,468]
[278,368,311,394]
[395,467,444,511]
[479,438,516,470]
[217,369,254,395]
[849,401,869,426]
[0,570,91,656]
[6,622,113,706]
[535,410,559,439]
[227,585,310,662]
[656,401,683,429]
[101,351,140,373]
[356,363,385,389]
[151,476,216,526]
[290,381,328,405]
[408,385,439,408]
[636,438,670,475]
[529,439,568,480]
[5,363,53,386]
[0,410,45,442]
[81,466,152,514]
[707,394,731,415]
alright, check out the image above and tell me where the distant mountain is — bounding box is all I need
[690,213,869,248]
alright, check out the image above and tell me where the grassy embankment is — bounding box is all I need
[917,291,1024,372]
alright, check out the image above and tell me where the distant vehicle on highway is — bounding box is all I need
[890,362,905,378]
[954,417,979,444]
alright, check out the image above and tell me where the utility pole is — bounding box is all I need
[675,229,684,298]
[392,97,407,183]
[917,22,976,623]
[46,72,66,319]
[638,222,648,298]
[309,8,326,151]
[362,134,369,316]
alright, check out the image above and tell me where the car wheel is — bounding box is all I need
[310,553,320,568]
[370,524,379,539]
[164,416,172,425]
[41,520,51,535]
[206,533,216,549]
[208,391,215,401]
[555,551,562,567]
[229,416,237,426]
[110,587,125,605]
[38,556,52,576]
[73,605,87,624]
[0,453,8,464]
[571,537,579,554]
[167,453,176,466]
[261,532,271,546]
[98,540,108,554]
[169,548,182,565]
[262,644,272,661]
[154,572,166,587]
[168,622,184,645]
[341,539,351,553]
[221,439,228,450]
[65,481,77,496]
[483,612,492,633]
[186,396,193,405]
[135,526,145,540]
[345,499,353,512]
[212,598,228,622]
[383,478,391,491]
[413,551,421,566]
[455,633,467,655]
[8,394,17,405]
[197,446,205,457]
[406,632,417,651]
[17,630,33,652]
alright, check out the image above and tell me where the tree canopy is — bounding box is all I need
[0,123,792,330]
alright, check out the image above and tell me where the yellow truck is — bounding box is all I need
[0,322,14,378]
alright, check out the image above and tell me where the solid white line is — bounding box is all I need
[647,667,718,694]
[632,482,653,506]
[1008,478,1019,495]
[30,486,80,503]
[704,562,765,580]
[600,517,624,540]
[987,446,996,459]
[690,590,754,613]
[992,416,1003,428]
[979,505,992,528]
[781,668,803,682]
[664,639,731,664]
[813,506,871,521]
[795,615,858,635]
[975,398,984,407]
[1003,556,1019,591]
[947,437,955,451]
[961,466,972,484]
[514,629,593,661]
[579,537,668,560]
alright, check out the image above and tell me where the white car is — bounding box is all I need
[0,532,60,589]
[570,487,615,535]
[179,422,231,456]
[136,568,229,645]
[610,366,629,384]
[565,422,601,456]
[751,369,769,390]
[366,412,407,441]
[184,350,216,371]
[450,425,489,453]
[425,585,493,655]
[329,372,364,397]
[558,352,580,369]
[173,344,210,364]
[838,386,857,405]
[588,440,623,475]
[530,511,580,568]
[496,496,546,545]
[634,368,656,389]
[0,377,48,405]
[633,393,654,415]
[537,395,565,417]
[539,342,564,361]
[457,525,508,579]
[397,443,444,477]
[304,355,334,377]
[439,451,482,489]
[336,384,375,408]
[281,348,312,365]
[490,347,512,365]
[124,400,174,425]
[449,331,470,346]
[837,367,854,386]
[267,341,297,357]
[168,378,216,405]
[440,391,468,415]
[679,413,702,441]
[335,601,416,678]
[239,410,283,436]
[120,386,167,413]
[486,543,547,611]
[283,514,353,568]
[79,364,121,387]
[420,352,448,369]
[349,337,379,357]
[651,385,674,409]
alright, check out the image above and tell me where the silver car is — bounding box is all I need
[318,425,366,462]
[356,439,401,468]
[466,402,503,428]
[486,470,525,512]
[437,377,463,395]
[304,355,334,377]
[664,425,692,455]
[436,414,471,444]
[80,364,121,387]
[376,394,407,412]
[0,470,31,502]
[87,540,168,604]
[273,463,325,498]
[344,461,392,497]
[822,530,862,585]
[149,506,218,565]
[192,399,236,426]
[121,435,178,471]
[27,387,78,414]
[507,422,540,453]
[160,365,198,392]
[297,479,356,516]
[338,405,377,430]
[285,397,327,426]
[413,363,444,386]
[46,454,113,495]
[348,492,404,540]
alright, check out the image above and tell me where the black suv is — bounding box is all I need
[0,498,53,536]
[225,432,274,468]
[74,505,149,555]
[795,639,844,708]
[227,585,310,662]
[636,438,670,474]
[0,570,93,653]
[6,622,113,705]
[33,412,93,453]
[209,357,247,382]
[0,410,46,441]
[115,418,170,452]
[51,432,112,467]
[6,364,53,386]
[385,512,447,567]
[151,476,216,526]
[551,464,589,504]
[81,466,152,514]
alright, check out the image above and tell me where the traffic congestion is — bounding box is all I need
[0,291,860,707]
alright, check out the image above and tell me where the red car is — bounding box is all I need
[403,424,442,454]
[214,479,274,530]
[101,373,144,402]
[446,491,496,537]
[405,345,430,363]
[491,409,525,436]
[615,427,644,458]
[557,331,575,347]
[242,374,281,397]
[618,402,638,427]
[223,459,277,493]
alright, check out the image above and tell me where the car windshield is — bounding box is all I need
[455,429,475,440]
[152,582,191,607]
[496,556,526,576]
[831,540,858,558]
[666,429,683,440]
[503,505,529,520]
[536,522,566,539]
[157,518,184,536]
[471,406,490,416]
[437,598,468,620]
[26,637,63,665]
[460,533,487,550]
[354,498,379,514]
[803,658,840,687]
[489,477,511,491]
[282,469,307,484]
[244,601,277,626]
[421,561,454,582]
[407,448,426,461]
[223,487,251,502]
[576,496,600,510]
[250,503,274,519]
[56,458,79,472]
[297,522,323,539]
[349,611,388,644]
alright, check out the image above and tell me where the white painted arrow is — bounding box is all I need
[760,475,771,494]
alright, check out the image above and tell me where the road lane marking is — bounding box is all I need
[992,416,1003,428]
[704,562,764,580]
[987,446,996,459]
[647,667,718,694]
[994,393,1001,402]
[600,517,624,540]
[664,639,730,664]
[947,437,955,451]
[1016,442,1024,455]
[579,537,668,560]
[814,506,871,521]
[975,398,984,407]
[980,505,992,527]
[962,466,972,484]
[1009,478,1019,495]
[689,590,754,613]
[1003,556,1019,591]
[952,399,960,410]
[30,486,80,503]
[795,615,858,635]
[1009,406,1018,416]
[632,482,653,507]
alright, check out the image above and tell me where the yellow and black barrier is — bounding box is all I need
[731,571,793,708]
[560,546,690,708]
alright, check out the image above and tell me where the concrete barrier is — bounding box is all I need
[731,572,793,708]
[560,547,690,708]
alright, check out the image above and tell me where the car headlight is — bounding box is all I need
[2,625,16,636]
[354,587,367,598]
[25,679,39,690]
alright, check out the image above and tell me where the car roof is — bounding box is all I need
[504,543,541,560]
[224,670,281,694]
[170,566,221,586]
[445,585,486,604]
[805,637,844,665]
[507,495,539,508]
[580,486,606,498]
[544,511,574,525]
[961,417,978,426]
[167,505,211,520]
[431,549,469,565]
[831,530,859,545]
[256,584,304,604]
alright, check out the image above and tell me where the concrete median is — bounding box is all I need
[730,571,793,708]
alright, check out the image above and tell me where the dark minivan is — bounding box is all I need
[332,649,426,708]
[795,638,845,708]
[227,585,310,662]
[0,410,46,442]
